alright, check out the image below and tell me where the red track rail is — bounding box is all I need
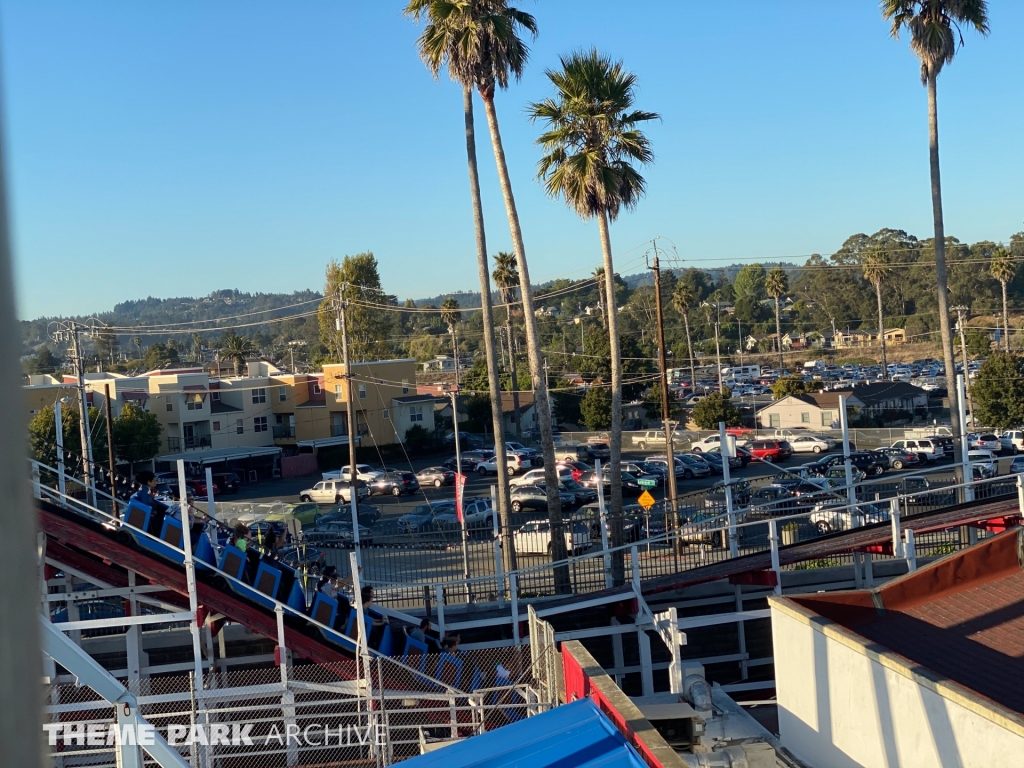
[40,505,355,671]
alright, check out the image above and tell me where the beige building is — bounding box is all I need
[757,392,865,430]
[23,375,79,418]
[770,529,1024,768]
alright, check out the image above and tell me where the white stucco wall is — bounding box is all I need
[771,600,1024,768]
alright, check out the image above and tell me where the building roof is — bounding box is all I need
[831,381,927,406]
[786,392,863,410]
[786,528,1024,719]
[499,391,535,416]
[401,698,647,768]
[392,394,436,404]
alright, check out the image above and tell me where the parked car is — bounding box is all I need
[809,451,886,477]
[631,430,692,451]
[788,435,835,454]
[809,502,889,534]
[873,447,921,471]
[677,506,728,547]
[459,498,496,527]
[562,478,597,504]
[211,472,241,494]
[967,450,998,477]
[703,448,744,470]
[311,503,381,528]
[678,453,713,478]
[333,464,384,483]
[999,430,1024,455]
[513,519,591,555]
[476,454,525,476]
[369,471,420,497]
[302,520,373,548]
[747,485,795,514]
[444,431,484,450]
[890,438,944,462]
[900,476,956,506]
[1010,455,1024,475]
[444,452,486,472]
[510,466,573,489]
[397,502,454,534]
[299,479,369,505]
[509,484,576,513]
[746,440,793,463]
[690,434,749,452]
[556,460,592,482]
[416,466,456,487]
[586,442,611,461]
[702,479,752,510]
[968,433,1001,452]
[578,470,644,497]
[503,441,540,466]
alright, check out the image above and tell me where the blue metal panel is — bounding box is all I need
[402,698,648,768]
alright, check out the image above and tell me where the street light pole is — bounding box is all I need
[650,252,679,543]
[445,386,471,588]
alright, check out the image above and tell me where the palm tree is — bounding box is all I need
[671,282,697,392]
[990,247,1016,353]
[765,268,789,373]
[440,298,462,386]
[405,0,518,571]
[220,334,256,377]
[492,252,521,434]
[191,332,204,362]
[882,0,989,446]
[410,0,566,582]
[862,254,892,377]
[529,49,658,586]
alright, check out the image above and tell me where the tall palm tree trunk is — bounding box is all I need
[481,94,569,589]
[1002,280,1010,353]
[927,73,962,457]
[597,211,625,586]
[463,86,516,572]
[875,283,887,377]
[506,316,521,435]
[774,298,783,372]
[683,314,695,395]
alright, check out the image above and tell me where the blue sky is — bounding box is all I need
[2,1,1022,320]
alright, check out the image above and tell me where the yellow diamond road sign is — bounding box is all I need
[637,490,656,511]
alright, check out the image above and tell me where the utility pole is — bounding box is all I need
[954,306,972,425]
[104,383,118,518]
[650,251,680,545]
[51,321,96,507]
[336,287,362,565]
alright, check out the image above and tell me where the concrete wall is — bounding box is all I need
[771,598,1024,768]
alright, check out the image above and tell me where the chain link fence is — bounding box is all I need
[43,640,560,768]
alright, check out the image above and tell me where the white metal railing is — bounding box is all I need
[365,469,1023,604]
[31,460,471,695]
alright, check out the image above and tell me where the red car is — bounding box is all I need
[556,460,592,482]
[188,478,220,497]
[747,439,793,463]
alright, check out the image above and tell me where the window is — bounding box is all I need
[213,421,221,432]
[254,416,267,433]
[402,379,409,394]
[211,392,221,402]
[236,419,244,434]
[800,412,810,423]
[358,383,366,399]
[279,387,287,402]
[186,394,203,411]
[313,382,322,394]
[382,409,390,419]
[166,401,173,412]
[335,385,343,398]
[821,411,834,427]
[252,388,266,404]
[409,405,423,423]
[769,414,780,428]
